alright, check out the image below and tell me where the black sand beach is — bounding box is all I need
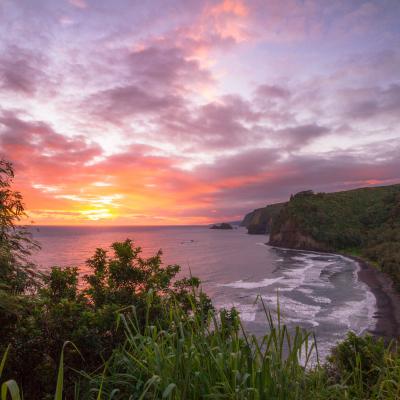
[353,256,400,340]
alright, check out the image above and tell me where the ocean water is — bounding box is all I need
[31,225,377,359]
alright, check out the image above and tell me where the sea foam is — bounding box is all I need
[219,277,283,289]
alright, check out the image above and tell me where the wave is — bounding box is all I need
[219,277,284,289]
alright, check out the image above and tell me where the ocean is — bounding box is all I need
[31,225,377,359]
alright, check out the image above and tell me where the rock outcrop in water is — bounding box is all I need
[210,222,233,230]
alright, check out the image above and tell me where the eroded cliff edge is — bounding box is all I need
[240,203,285,234]
[242,184,400,292]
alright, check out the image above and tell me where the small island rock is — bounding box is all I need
[210,222,233,230]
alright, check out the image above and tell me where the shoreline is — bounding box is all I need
[268,243,400,341]
[348,255,400,341]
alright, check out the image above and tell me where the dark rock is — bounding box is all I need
[210,223,233,230]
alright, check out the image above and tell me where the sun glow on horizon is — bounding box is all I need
[80,208,114,221]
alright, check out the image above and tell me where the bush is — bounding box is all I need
[328,332,386,387]
[1,239,213,398]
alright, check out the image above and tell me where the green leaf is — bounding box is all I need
[1,380,21,400]
[54,341,82,400]
[0,345,11,379]
[162,383,176,398]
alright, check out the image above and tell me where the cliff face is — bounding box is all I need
[268,190,329,250]
[268,185,400,271]
[269,218,329,251]
[240,210,257,228]
[243,183,400,290]
[241,203,285,234]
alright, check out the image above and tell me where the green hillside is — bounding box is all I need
[269,184,400,288]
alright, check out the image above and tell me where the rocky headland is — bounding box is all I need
[240,203,285,234]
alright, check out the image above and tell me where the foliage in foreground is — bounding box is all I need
[0,152,212,399]
[79,298,320,399]
[1,238,212,399]
[70,304,400,400]
[2,298,400,400]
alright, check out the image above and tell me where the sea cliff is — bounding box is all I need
[269,185,400,250]
[240,203,285,234]
[264,184,400,290]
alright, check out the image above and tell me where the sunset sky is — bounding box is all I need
[1,0,400,225]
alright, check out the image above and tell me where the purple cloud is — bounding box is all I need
[0,46,46,95]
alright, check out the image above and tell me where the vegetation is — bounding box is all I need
[1,239,212,398]
[2,296,400,399]
[2,160,400,399]
[269,185,400,288]
[0,160,212,398]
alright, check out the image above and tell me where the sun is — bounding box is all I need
[80,208,114,221]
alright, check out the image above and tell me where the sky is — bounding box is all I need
[0,0,400,225]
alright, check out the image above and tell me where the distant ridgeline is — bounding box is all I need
[241,184,400,289]
[240,203,286,234]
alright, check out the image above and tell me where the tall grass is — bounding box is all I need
[79,294,325,399]
[0,345,21,400]
[2,294,400,399]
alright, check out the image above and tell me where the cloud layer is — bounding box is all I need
[0,0,399,224]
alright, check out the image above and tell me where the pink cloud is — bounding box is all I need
[69,0,87,9]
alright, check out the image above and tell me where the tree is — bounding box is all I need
[0,159,40,341]
[0,159,39,295]
[84,239,213,321]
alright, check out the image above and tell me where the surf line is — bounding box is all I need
[266,243,378,334]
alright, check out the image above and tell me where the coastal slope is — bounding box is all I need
[268,184,400,289]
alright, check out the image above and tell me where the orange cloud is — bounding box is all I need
[205,0,250,43]
[170,0,252,69]
[208,0,249,18]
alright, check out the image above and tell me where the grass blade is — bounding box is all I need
[0,345,11,379]
[1,380,21,400]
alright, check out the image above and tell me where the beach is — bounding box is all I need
[354,256,400,340]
